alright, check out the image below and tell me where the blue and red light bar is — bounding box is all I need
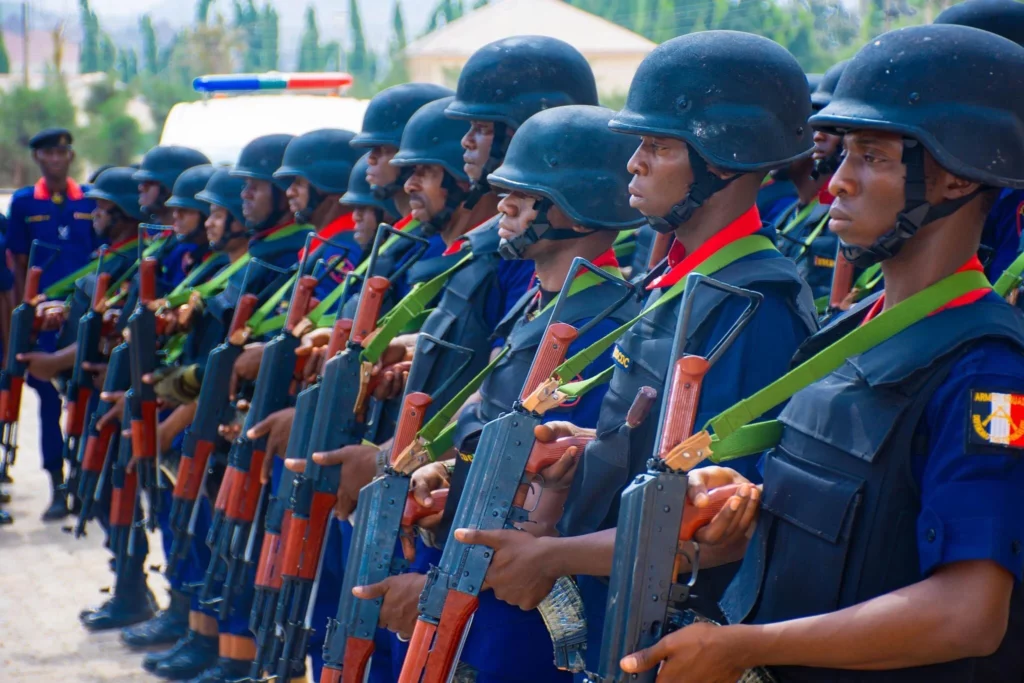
[193,72,354,93]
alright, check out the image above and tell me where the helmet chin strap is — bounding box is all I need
[498,198,586,260]
[422,172,468,238]
[372,167,413,201]
[295,186,324,225]
[839,141,988,268]
[463,123,511,210]
[646,146,740,234]
[211,216,248,252]
[177,215,210,245]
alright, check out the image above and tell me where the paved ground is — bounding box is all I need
[0,391,168,682]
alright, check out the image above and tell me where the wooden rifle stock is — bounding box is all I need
[829,252,855,311]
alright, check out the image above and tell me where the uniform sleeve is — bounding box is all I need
[6,194,29,256]
[691,288,811,484]
[542,316,621,430]
[916,342,1024,581]
[0,233,13,292]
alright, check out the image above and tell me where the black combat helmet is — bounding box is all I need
[340,153,399,222]
[230,134,294,231]
[85,167,146,222]
[166,164,217,216]
[935,0,1024,46]
[274,129,362,223]
[445,36,599,202]
[166,164,217,242]
[609,30,813,233]
[133,146,211,191]
[231,134,295,189]
[811,60,849,111]
[196,168,248,250]
[351,83,454,200]
[811,24,1024,267]
[390,97,471,236]
[488,105,645,259]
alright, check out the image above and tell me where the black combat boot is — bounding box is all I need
[183,657,251,683]
[122,589,190,647]
[81,564,156,631]
[41,468,70,521]
[145,630,219,679]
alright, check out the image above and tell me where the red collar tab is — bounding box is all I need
[590,248,620,271]
[442,237,469,257]
[817,180,835,206]
[108,236,139,251]
[861,256,989,325]
[34,177,84,202]
[303,212,355,258]
[648,205,762,290]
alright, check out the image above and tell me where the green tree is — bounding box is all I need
[77,78,143,167]
[473,0,489,8]
[260,4,279,70]
[347,0,377,96]
[116,49,138,82]
[98,33,117,72]
[198,0,216,23]
[78,0,100,73]
[377,1,409,87]
[298,6,323,71]
[141,15,159,74]
[0,80,79,186]
[0,29,10,74]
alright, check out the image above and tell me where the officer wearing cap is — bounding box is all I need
[5,127,97,519]
[936,0,1024,284]
[452,30,819,673]
[163,164,221,284]
[618,24,1024,682]
[366,104,645,683]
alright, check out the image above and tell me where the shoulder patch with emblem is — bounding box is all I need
[968,389,1024,451]
[612,344,631,372]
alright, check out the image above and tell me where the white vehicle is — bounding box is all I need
[159,73,370,166]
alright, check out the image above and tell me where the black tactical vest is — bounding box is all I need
[559,254,818,538]
[721,298,1024,683]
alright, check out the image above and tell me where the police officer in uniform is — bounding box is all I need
[619,24,1024,682]
[362,104,645,683]
[6,128,97,519]
[349,82,455,221]
[163,164,222,286]
[340,153,401,251]
[274,128,367,291]
[452,31,819,672]
[771,60,848,303]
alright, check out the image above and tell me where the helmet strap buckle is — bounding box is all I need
[649,146,738,234]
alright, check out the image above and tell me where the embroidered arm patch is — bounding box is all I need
[968,389,1024,452]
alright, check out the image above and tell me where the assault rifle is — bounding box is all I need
[399,258,637,683]
[266,223,458,682]
[585,274,770,683]
[0,241,60,479]
[126,257,161,530]
[71,341,131,538]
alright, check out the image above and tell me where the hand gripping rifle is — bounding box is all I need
[201,270,321,617]
[0,240,60,478]
[398,258,637,683]
[164,289,261,580]
[584,273,774,683]
[320,335,479,683]
[264,272,390,683]
[62,255,114,506]
[126,257,162,530]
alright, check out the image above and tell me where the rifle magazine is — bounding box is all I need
[536,575,588,673]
